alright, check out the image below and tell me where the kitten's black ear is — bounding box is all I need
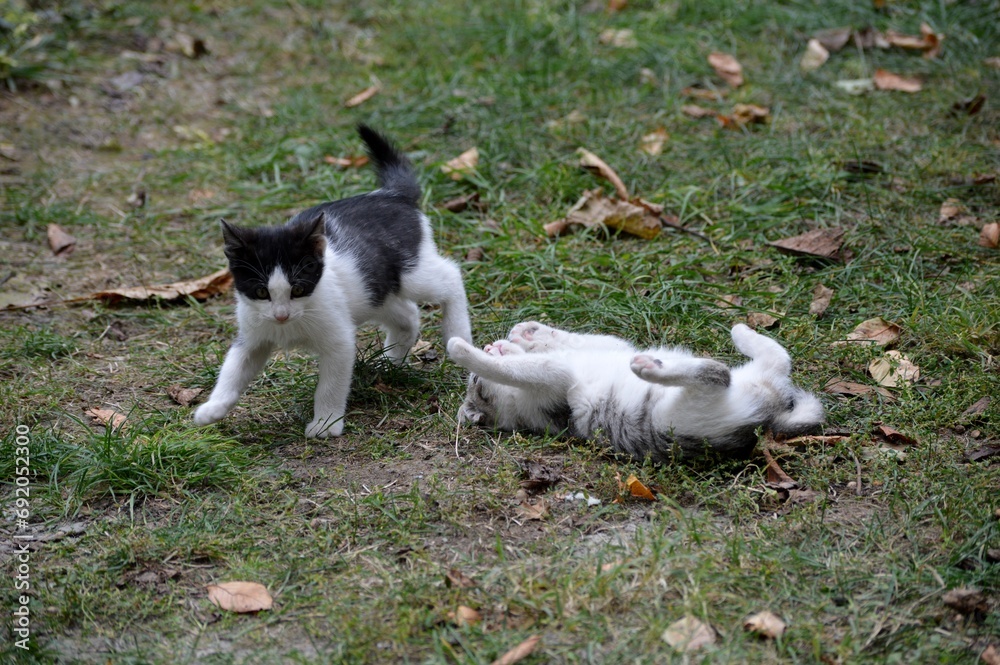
[220,219,245,251]
[302,213,327,257]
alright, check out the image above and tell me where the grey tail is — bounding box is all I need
[357,124,421,205]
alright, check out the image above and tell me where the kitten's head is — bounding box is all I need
[459,373,499,428]
[220,214,327,325]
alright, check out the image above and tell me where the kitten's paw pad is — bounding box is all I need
[509,321,559,350]
[630,354,663,377]
[305,417,344,438]
[696,360,732,388]
[484,339,523,356]
[447,337,475,360]
[193,401,231,426]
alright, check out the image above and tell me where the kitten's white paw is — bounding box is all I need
[305,417,344,438]
[509,321,559,351]
[630,354,663,378]
[193,401,231,426]
[731,323,757,345]
[484,339,523,356]
[447,337,474,360]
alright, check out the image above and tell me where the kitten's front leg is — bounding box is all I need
[194,340,275,425]
[447,338,572,390]
[305,347,355,438]
[631,353,731,389]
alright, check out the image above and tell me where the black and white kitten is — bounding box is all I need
[194,125,472,437]
[447,322,823,461]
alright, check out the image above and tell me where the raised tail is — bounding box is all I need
[357,125,421,205]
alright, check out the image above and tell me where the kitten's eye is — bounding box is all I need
[254,286,269,299]
[291,285,305,298]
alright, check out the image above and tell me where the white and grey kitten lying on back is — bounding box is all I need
[194,125,472,437]
[447,322,823,461]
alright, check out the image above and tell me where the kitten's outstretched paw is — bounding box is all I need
[447,337,475,360]
[305,417,344,438]
[509,321,560,351]
[730,323,757,347]
[193,401,231,426]
[484,339,523,356]
[630,354,663,378]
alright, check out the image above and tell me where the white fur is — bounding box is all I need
[194,212,471,437]
[447,322,824,460]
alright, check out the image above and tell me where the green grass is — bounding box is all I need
[1,0,999,662]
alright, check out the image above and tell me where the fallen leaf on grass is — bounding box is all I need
[800,39,830,71]
[942,587,989,617]
[874,424,918,447]
[639,128,669,155]
[445,568,477,589]
[47,224,76,257]
[323,154,369,168]
[441,147,479,181]
[810,284,834,317]
[344,85,379,108]
[662,616,717,652]
[814,27,853,52]
[747,312,780,330]
[873,69,922,93]
[545,189,662,239]
[516,499,548,521]
[578,147,628,198]
[708,52,743,87]
[886,23,943,58]
[490,635,541,665]
[207,581,273,613]
[962,396,991,418]
[836,317,901,346]
[979,222,1000,249]
[167,386,203,407]
[869,350,919,387]
[681,85,726,101]
[967,446,1000,463]
[768,227,845,261]
[438,192,482,213]
[744,611,787,639]
[681,104,718,119]
[853,26,890,50]
[938,198,978,226]
[86,408,128,430]
[824,378,895,401]
[952,94,986,117]
[598,28,637,48]
[448,605,482,627]
[626,474,657,500]
[762,446,798,489]
[92,268,233,305]
[718,104,770,129]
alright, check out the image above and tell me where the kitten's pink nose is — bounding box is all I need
[274,312,289,323]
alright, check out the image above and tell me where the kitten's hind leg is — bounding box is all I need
[730,323,791,374]
[631,353,731,389]
[377,296,420,364]
[404,253,472,344]
[194,341,275,425]
[508,321,632,353]
[447,338,571,391]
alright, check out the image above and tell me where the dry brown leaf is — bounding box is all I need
[708,52,744,87]
[982,645,1000,665]
[439,192,482,213]
[938,198,978,226]
[716,294,743,309]
[800,39,830,72]
[92,268,233,305]
[824,378,895,401]
[167,386,203,407]
[639,128,669,155]
[445,568,477,589]
[979,222,1000,249]
[810,284,834,317]
[578,148,629,199]
[814,27,853,52]
[744,611,787,639]
[762,446,797,489]
[681,104,718,119]
[769,227,845,261]
[344,85,379,108]
[448,605,482,627]
[490,635,541,665]
[942,588,989,617]
[854,27,890,50]
[837,317,901,346]
[681,86,727,101]
[548,189,661,239]
[516,499,548,521]
[747,312,780,330]
[86,408,128,430]
[952,94,986,117]
[206,581,273,613]
[441,147,479,181]
[626,474,656,501]
[962,396,991,418]
[719,104,771,128]
[47,224,77,257]
[869,350,919,387]
[598,28,637,48]
[874,424,918,447]
[873,69,922,93]
[886,23,943,58]
[662,616,717,652]
[324,154,369,168]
